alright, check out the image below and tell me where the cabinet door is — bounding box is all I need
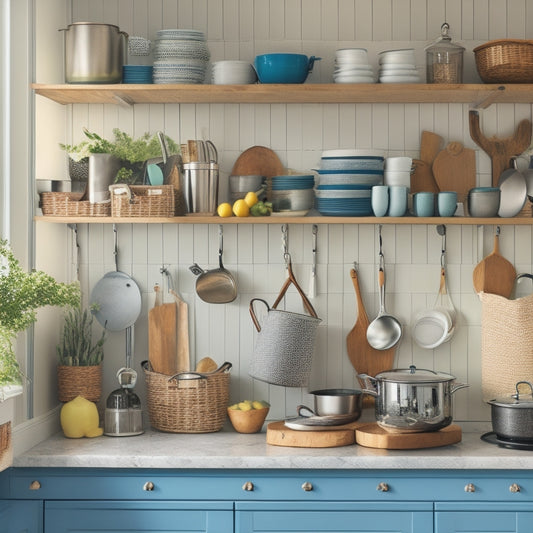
[236,502,433,533]
[436,511,533,533]
[0,500,43,533]
[45,501,232,533]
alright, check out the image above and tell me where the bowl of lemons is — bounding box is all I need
[227,400,270,433]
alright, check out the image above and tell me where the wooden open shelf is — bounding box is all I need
[35,215,533,225]
[31,83,533,108]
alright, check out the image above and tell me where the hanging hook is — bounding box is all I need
[378,224,384,270]
[437,224,447,268]
[160,265,175,293]
[496,225,501,236]
[113,223,118,272]
[281,224,289,256]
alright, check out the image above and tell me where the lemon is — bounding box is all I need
[217,202,233,218]
[244,191,259,208]
[238,401,253,411]
[232,199,250,217]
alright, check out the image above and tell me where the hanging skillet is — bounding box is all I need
[90,226,142,332]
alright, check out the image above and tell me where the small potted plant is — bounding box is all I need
[56,306,106,403]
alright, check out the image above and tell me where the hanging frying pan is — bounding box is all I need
[90,226,142,332]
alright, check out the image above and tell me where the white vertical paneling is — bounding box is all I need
[473,0,489,40]
[392,0,411,41]
[207,0,223,40]
[354,0,372,40]
[426,1,445,39]
[302,0,321,41]
[338,0,355,41]
[372,0,391,41]
[269,0,285,41]
[488,0,508,39]
[410,0,427,41]
[321,0,339,41]
[461,0,475,40]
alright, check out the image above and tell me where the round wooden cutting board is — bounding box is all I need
[266,421,364,448]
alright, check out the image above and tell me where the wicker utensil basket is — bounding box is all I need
[40,192,111,217]
[57,364,103,403]
[474,39,533,83]
[110,184,175,217]
[143,361,230,433]
[0,421,11,471]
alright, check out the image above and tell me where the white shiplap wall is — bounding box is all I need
[39,0,533,424]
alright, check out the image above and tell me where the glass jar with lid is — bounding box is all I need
[425,22,465,83]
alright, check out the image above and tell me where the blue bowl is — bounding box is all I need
[254,54,320,84]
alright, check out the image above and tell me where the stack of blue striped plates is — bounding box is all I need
[122,65,153,84]
[315,150,385,216]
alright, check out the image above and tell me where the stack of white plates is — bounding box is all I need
[153,29,210,84]
[378,48,420,83]
[212,60,257,85]
[333,48,375,84]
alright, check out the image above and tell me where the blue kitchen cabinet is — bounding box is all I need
[236,502,433,533]
[44,501,233,533]
[0,500,43,533]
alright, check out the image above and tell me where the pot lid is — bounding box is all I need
[376,365,456,383]
[488,381,533,408]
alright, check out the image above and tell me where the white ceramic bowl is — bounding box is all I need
[322,149,386,158]
[384,170,411,188]
[385,157,413,172]
[412,308,453,349]
[335,48,368,62]
[378,49,416,64]
[319,157,384,171]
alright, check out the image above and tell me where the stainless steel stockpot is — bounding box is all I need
[487,381,533,442]
[359,365,469,433]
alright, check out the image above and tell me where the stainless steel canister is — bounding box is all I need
[60,22,128,83]
[87,154,121,203]
[183,162,219,215]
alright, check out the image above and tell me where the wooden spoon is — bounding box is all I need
[472,227,516,298]
[346,268,396,408]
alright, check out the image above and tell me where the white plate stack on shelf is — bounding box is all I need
[314,149,385,216]
[333,48,376,84]
[211,60,257,85]
[378,49,420,83]
[153,29,210,84]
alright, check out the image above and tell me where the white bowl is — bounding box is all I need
[335,48,368,62]
[384,170,411,188]
[385,157,413,172]
[378,49,416,64]
[322,149,385,158]
[412,308,453,349]
[380,75,421,83]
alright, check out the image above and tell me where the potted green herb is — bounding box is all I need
[56,306,106,403]
[0,239,80,401]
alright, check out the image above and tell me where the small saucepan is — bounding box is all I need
[487,381,533,442]
[297,388,364,424]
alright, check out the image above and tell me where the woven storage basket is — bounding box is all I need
[0,422,12,471]
[474,39,533,83]
[40,192,111,217]
[110,184,175,217]
[143,361,230,433]
[57,364,103,403]
[480,292,533,401]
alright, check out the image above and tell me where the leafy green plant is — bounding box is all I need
[57,307,105,366]
[59,128,114,162]
[0,240,81,387]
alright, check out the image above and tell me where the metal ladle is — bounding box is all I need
[366,225,403,351]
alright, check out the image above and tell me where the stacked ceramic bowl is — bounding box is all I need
[122,65,153,83]
[378,48,420,83]
[267,175,315,216]
[153,29,210,84]
[211,60,257,84]
[315,150,385,216]
[384,157,413,189]
[333,48,376,84]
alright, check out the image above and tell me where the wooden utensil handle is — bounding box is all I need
[273,264,318,318]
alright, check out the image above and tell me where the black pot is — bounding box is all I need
[487,381,533,442]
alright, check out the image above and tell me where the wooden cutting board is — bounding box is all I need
[170,288,190,372]
[355,423,462,449]
[231,146,285,178]
[469,110,532,188]
[472,230,516,297]
[411,159,440,193]
[346,268,396,408]
[420,130,443,165]
[149,301,179,375]
[266,420,365,448]
[432,142,476,203]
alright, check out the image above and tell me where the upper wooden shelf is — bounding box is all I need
[31,83,533,108]
[35,215,533,225]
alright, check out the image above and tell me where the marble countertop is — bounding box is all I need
[13,424,533,470]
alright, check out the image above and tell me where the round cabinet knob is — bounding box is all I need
[377,482,389,492]
[464,483,476,493]
[301,481,313,492]
[29,480,41,491]
[510,483,521,493]
[242,481,254,492]
[143,481,155,492]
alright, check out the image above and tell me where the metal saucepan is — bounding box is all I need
[359,365,469,433]
[189,225,237,304]
[366,226,402,351]
[487,381,533,442]
[297,389,363,424]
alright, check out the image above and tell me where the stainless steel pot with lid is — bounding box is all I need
[487,381,533,442]
[359,365,469,433]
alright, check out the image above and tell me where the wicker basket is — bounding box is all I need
[143,361,230,433]
[40,192,111,217]
[110,184,175,217]
[474,39,533,83]
[0,421,12,471]
[57,364,103,403]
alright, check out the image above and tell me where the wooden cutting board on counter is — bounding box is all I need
[231,146,285,178]
[346,268,396,407]
[355,423,462,449]
[432,141,476,203]
[266,421,365,448]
